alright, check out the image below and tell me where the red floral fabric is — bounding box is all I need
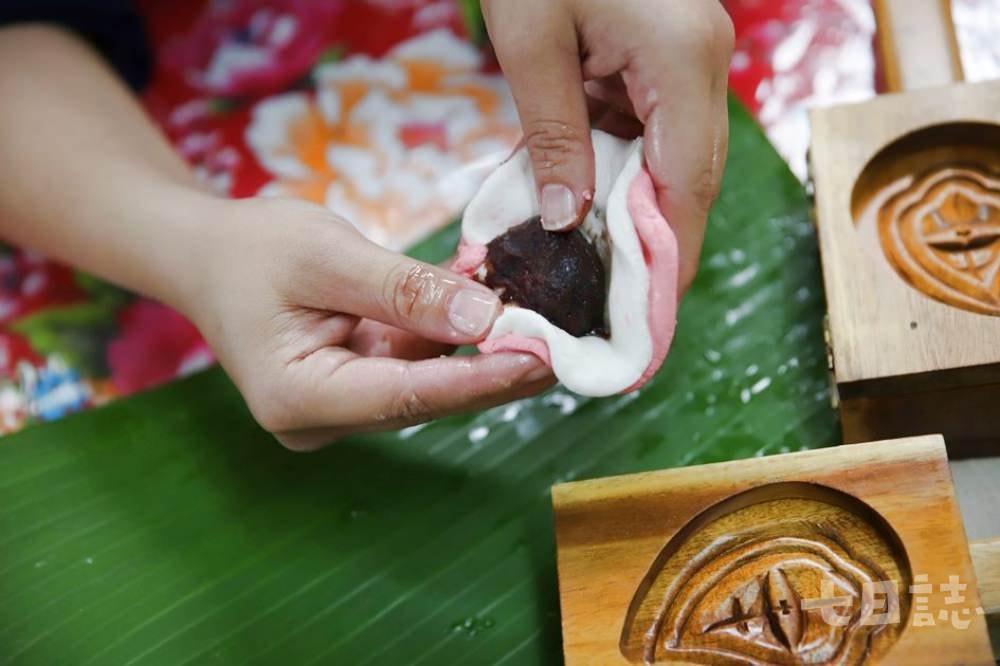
[0,0,996,435]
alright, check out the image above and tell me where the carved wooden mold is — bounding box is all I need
[878,167,1000,316]
[552,437,992,665]
[810,84,1000,450]
[620,485,909,665]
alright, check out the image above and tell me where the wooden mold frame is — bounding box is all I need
[552,436,993,665]
[808,82,1000,449]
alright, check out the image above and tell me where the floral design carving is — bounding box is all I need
[621,491,909,665]
[879,167,1000,315]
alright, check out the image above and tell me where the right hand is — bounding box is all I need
[482,0,734,294]
[184,197,554,451]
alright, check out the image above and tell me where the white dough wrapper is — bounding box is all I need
[456,130,679,397]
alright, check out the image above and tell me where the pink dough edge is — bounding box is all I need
[452,242,554,365]
[460,165,678,392]
[623,167,679,393]
[451,241,487,277]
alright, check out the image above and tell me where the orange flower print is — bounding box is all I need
[246,29,520,250]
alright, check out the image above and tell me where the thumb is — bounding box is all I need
[485,2,594,231]
[328,233,501,346]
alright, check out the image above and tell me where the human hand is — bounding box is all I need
[0,26,553,451]
[185,197,554,450]
[481,0,734,293]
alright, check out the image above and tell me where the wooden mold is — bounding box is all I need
[552,436,994,665]
[808,0,1000,453]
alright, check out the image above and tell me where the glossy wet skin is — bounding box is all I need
[482,216,608,338]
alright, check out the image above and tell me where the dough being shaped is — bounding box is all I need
[456,130,679,397]
[481,216,609,338]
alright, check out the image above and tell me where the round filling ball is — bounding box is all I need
[482,216,609,338]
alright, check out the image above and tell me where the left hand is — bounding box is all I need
[184,197,555,451]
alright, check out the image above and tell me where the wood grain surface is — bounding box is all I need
[873,0,964,93]
[970,537,1000,654]
[810,84,1000,392]
[971,538,1000,615]
[876,166,1000,316]
[552,436,993,664]
[811,0,1000,449]
[809,80,1000,450]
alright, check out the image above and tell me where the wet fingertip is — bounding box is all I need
[523,363,554,383]
[485,351,547,375]
[502,352,552,383]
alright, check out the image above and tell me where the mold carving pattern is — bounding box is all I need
[879,166,1000,315]
[620,490,910,665]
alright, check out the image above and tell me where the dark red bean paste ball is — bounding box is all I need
[482,216,608,338]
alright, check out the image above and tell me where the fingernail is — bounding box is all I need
[540,183,578,231]
[449,289,499,337]
[524,362,553,383]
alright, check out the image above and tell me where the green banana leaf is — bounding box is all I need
[0,99,838,665]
